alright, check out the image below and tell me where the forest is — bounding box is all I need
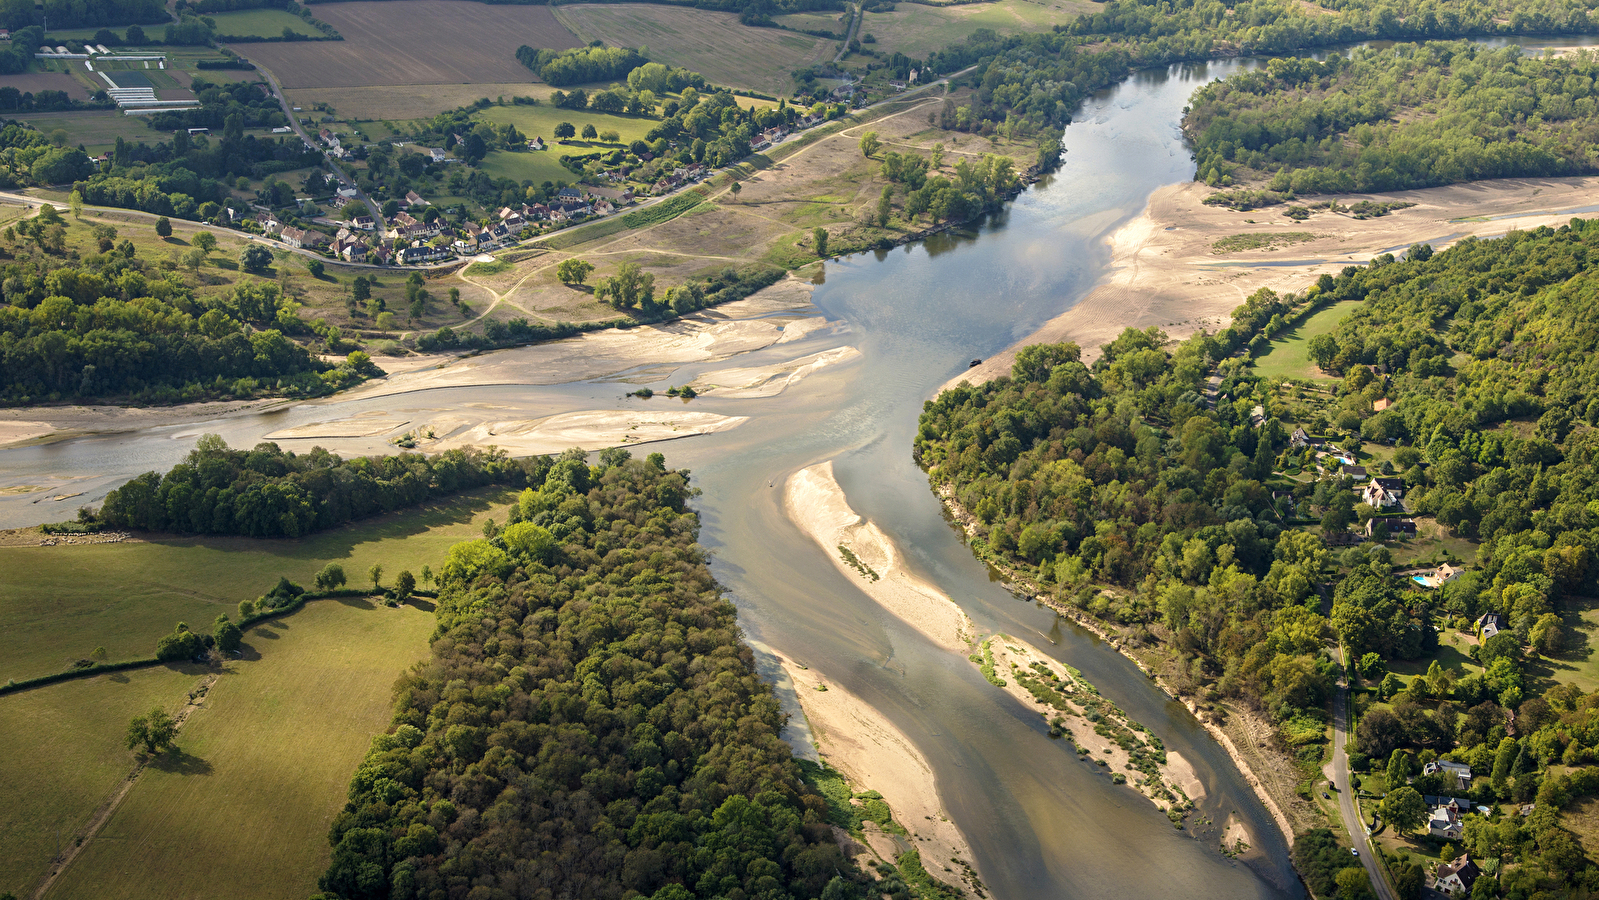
[0,205,370,404]
[0,0,165,30]
[916,219,1599,893]
[98,437,541,538]
[313,451,876,900]
[1186,44,1599,192]
[515,45,647,88]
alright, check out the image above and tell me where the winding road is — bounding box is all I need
[1326,647,1397,900]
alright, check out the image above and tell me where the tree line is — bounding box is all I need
[99,436,542,538]
[1186,43,1599,193]
[312,450,881,900]
[515,45,647,87]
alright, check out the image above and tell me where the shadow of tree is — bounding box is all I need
[150,747,213,776]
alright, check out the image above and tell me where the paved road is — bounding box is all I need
[247,57,387,239]
[1326,647,1397,900]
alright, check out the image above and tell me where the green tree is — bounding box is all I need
[813,226,828,258]
[581,123,597,140]
[155,216,172,238]
[305,258,324,279]
[1335,866,1374,900]
[556,258,594,285]
[69,189,83,219]
[126,707,178,755]
[594,261,655,309]
[729,180,741,201]
[394,569,416,599]
[1386,748,1413,790]
[1530,612,1564,656]
[421,565,433,586]
[1381,786,1427,835]
[1491,737,1518,795]
[240,243,273,273]
[213,614,242,655]
[90,646,107,661]
[859,131,880,158]
[316,563,347,590]
[155,622,204,661]
[554,122,576,139]
[1358,652,1385,683]
[368,564,383,590]
[192,231,217,255]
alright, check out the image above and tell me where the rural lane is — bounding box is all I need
[245,56,389,239]
[1325,647,1398,900]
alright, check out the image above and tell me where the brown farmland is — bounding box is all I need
[0,72,89,100]
[235,0,580,89]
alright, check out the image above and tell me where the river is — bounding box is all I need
[7,37,1595,898]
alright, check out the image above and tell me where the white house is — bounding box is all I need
[1427,800,1464,841]
[1435,854,1481,896]
[1412,563,1464,589]
[1424,760,1472,791]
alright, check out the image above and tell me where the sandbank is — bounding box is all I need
[949,175,1599,391]
[410,409,748,456]
[784,462,975,652]
[690,346,861,398]
[774,651,981,895]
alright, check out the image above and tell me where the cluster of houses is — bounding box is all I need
[317,128,348,160]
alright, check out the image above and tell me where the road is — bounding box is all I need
[833,2,862,64]
[247,57,387,239]
[1326,647,1397,900]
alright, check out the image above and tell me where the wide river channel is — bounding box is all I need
[7,38,1596,897]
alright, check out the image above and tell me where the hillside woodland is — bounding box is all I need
[917,218,1599,895]
[313,452,880,900]
[98,438,542,538]
[1186,43,1599,192]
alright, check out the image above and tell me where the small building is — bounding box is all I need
[1411,563,1463,590]
[1476,611,1505,639]
[557,186,582,201]
[351,215,375,231]
[1361,478,1403,509]
[1340,464,1368,479]
[338,241,366,263]
[1365,517,1417,538]
[186,126,209,135]
[1424,760,1473,792]
[1435,854,1481,896]
[1289,427,1323,450]
[526,137,545,151]
[404,190,428,208]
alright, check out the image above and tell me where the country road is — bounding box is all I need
[1327,647,1398,900]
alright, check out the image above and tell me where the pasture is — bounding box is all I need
[0,486,514,683]
[477,102,656,184]
[554,4,834,95]
[45,599,434,900]
[236,0,579,89]
[11,110,152,152]
[858,0,1096,59]
[0,664,207,895]
[1250,300,1361,383]
[210,8,324,39]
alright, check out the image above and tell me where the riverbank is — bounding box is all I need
[933,483,1310,850]
[774,650,984,897]
[949,174,1599,388]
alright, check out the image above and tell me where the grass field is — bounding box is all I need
[1251,300,1363,382]
[0,486,513,683]
[46,599,434,900]
[855,0,1095,59]
[238,0,578,89]
[555,4,834,95]
[477,103,656,184]
[0,664,207,895]
[210,8,324,38]
[12,110,153,153]
[287,82,557,120]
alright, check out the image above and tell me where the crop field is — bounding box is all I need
[210,7,324,38]
[0,71,90,100]
[1250,300,1361,382]
[237,0,579,89]
[555,4,833,95]
[0,664,207,895]
[46,599,434,900]
[0,486,514,683]
[286,82,555,120]
[12,110,152,152]
[858,0,1095,59]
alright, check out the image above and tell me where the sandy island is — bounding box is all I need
[951,175,1599,389]
[690,346,861,398]
[775,652,982,894]
[985,634,1202,814]
[785,462,975,652]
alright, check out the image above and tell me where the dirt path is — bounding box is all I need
[31,673,217,900]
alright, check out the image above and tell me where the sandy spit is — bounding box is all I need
[775,651,982,896]
[949,175,1599,391]
[784,462,975,652]
[400,409,749,456]
[690,346,862,398]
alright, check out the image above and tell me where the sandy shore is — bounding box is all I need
[950,175,1599,389]
[690,346,861,398]
[775,651,981,894]
[784,462,975,652]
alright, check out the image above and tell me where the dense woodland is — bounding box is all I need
[314,452,877,900]
[1187,44,1599,192]
[515,45,646,87]
[916,219,1599,894]
[99,438,539,537]
[0,0,165,30]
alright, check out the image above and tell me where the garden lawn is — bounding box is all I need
[0,664,207,895]
[0,486,513,683]
[1251,299,1364,383]
[45,598,434,900]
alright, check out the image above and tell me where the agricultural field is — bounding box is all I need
[9,110,152,153]
[0,70,90,100]
[554,4,834,95]
[772,10,849,36]
[857,0,1096,59]
[286,82,556,121]
[209,7,325,39]
[45,599,434,900]
[0,664,207,896]
[1250,299,1362,382]
[236,0,579,89]
[0,486,514,683]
